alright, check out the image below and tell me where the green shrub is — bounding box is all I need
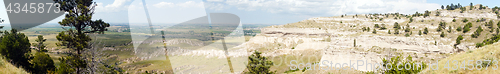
[440,32,446,37]
[375,24,380,28]
[380,26,387,30]
[394,29,400,34]
[381,55,427,74]
[418,30,422,35]
[456,35,463,45]
[245,51,275,74]
[476,43,485,48]
[472,26,483,38]
[424,28,429,34]
[32,52,56,74]
[394,22,401,29]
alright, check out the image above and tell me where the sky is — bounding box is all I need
[0,0,498,25]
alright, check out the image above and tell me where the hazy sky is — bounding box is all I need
[0,0,498,25]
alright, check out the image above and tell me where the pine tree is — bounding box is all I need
[463,22,472,33]
[497,28,499,35]
[395,29,400,34]
[463,19,468,23]
[246,51,275,74]
[419,30,422,35]
[497,21,500,28]
[470,3,473,10]
[394,22,400,29]
[457,26,462,31]
[440,32,446,37]
[32,52,56,74]
[424,27,429,34]
[33,35,48,52]
[405,24,410,32]
[0,29,33,71]
[472,26,483,38]
[456,35,463,45]
[373,29,377,34]
[30,35,56,74]
[54,0,110,73]
[388,30,391,34]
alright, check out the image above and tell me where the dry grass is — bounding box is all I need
[421,42,500,74]
[0,57,29,74]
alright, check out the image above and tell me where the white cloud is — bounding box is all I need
[153,2,174,8]
[153,1,204,8]
[96,0,204,13]
[95,0,132,12]
[205,0,440,16]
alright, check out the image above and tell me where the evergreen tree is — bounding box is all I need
[498,21,500,28]
[246,51,275,74]
[470,3,473,10]
[479,4,483,10]
[33,35,48,52]
[497,28,499,35]
[437,26,443,32]
[456,35,463,45]
[362,27,367,31]
[424,27,429,34]
[53,0,110,73]
[32,52,56,74]
[451,3,455,10]
[441,5,444,9]
[487,20,494,29]
[0,29,33,71]
[472,26,483,38]
[393,22,400,29]
[373,29,377,34]
[463,22,472,33]
[405,24,410,32]
[458,3,462,8]
[457,26,462,31]
[388,30,391,34]
[447,5,451,10]
[440,32,446,37]
[419,30,422,35]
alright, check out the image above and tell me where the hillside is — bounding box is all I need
[238,4,500,73]
[0,57,29,74]
[421,42,500,73]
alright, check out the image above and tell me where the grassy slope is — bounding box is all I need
[0,57,29,74]
[422,42,500,74]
